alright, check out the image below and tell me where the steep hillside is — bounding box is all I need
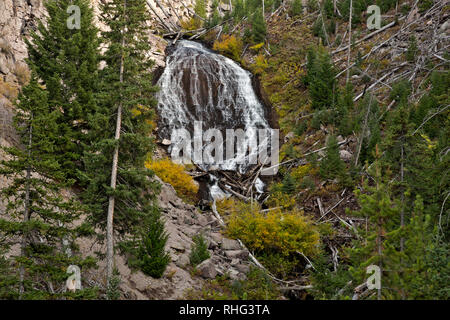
[0,0,448,301]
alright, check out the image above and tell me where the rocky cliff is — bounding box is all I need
[80,176,251,299]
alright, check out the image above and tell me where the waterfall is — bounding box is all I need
[156,40,273,199]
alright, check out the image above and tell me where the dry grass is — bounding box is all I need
[0,78,18,101]
[14,63,30,86]
[0,38,12,56]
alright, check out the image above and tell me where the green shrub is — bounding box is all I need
[106,269,121,300]
[418,0,433,12]
[319,136,349,186]
[291,0,304,16]
[307,0,319,12]
[258,252,300,279]
[281,173,297,195]
[185,267,281,300]
[232,267,281,300]
[138,213,170,278]
[190,234,210,267]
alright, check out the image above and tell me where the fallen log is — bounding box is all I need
[146,0,174,32]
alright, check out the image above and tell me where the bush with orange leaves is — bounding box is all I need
[213,35,243,62]
[146,158,198,202]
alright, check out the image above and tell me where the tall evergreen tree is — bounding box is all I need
[319,135,348,185]
[25,0,101,181]
[194,0,207,19]
[233,0,246,19]
[83,0,164,287]
[347,148,403,299]
[305,46,337,111]
[251,10,267,43]
[0,75,96,299]
[357,93,381,166]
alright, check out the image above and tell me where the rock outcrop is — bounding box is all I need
[0,0,45,145]
[79,176,252,299]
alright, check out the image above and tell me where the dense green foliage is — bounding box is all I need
[0,75,97,299]
[218,0,450,300]
[26,0,101,181]
[190,234,211,267]
[81,0,162,243]
[0,0,167,299]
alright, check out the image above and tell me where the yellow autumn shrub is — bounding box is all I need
[215,197,236,216]
[180,17,202,30]
[146,158,199,202]
[251,54,268,75]
[131,104,157,130]
[223,199,320,257]
[213,35,243,62]
[249,42,265,52]
[291,164,314,180]
[265,190,296,209]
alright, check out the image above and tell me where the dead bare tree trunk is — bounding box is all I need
[375,162,383,301]
[400,143,405,251]
[154,0,178,30]
[354,92,372,166]
[19,114,33,299]
[346,0,353,83]
[106,0,126,288]
[146,0,174,32]
[320,8,330,46]
[400,142,405,300]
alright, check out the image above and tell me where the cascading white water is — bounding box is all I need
[156,40,272,199]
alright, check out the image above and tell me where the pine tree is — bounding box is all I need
[251,10,267,43]
[335,82,354,136]
[194,0,207,19]
[347,148,403,299]
[119,212,170,279]
[319,136,347,183]
[138,214,170,278]
[394,196,435,299]
[357,93,381,166]
[291,0,304,16]
[0,75,96,299]
[281,173,297,195]
[83,0,163,287]
[25,0,101,181]
[206,0,221,28]
[305,46,337,111]
[189,234,211,267]
[309,248,352,300]
[233,0,246,19]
